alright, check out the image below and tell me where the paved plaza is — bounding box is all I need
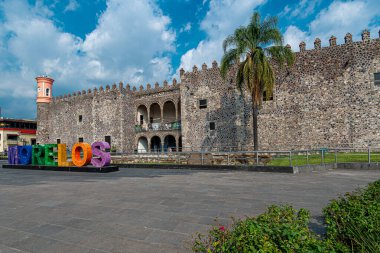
[0,163,379,253]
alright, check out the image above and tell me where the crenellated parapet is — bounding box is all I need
[132,78,180,97]
[52,29,379,103]
[53,81,126,102]
[295,30,379,53]
[180,29,380,80]
[53,77,181,102]
[181,60,220,82]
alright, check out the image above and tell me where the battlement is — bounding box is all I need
[52,29,379,102]
[181,29,380,78]
[295,29,378,52]
[132,78,180,96]
[180,60,220,80]
[53,78,180,102]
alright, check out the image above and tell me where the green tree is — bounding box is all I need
[220,12,294,150]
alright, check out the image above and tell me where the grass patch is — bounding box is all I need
[267,152,380,166]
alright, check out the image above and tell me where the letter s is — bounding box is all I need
[90,142,111,168]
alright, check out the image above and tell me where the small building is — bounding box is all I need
[0,118,37,153]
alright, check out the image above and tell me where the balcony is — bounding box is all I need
[135,121,181,133]
[6,140,19,145]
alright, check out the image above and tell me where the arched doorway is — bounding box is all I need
[150,136,161,152]
[163,101,176,123]
[137,105,148,126]
[177,101,181,121]
[137,137,148,153]
[164,135,176,152]
[150,103,161,123]
[150,103,161,130]
[178,136,183,152]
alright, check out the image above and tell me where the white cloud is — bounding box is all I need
[279,5,291,18]
[283,25,309,50]
[82,0,175,84]
[178,0,265,72]
[289,0,321,19]
[179,22,191,33]
[0,0,176,118]
[284,0,380,50]
[64,0,79,13]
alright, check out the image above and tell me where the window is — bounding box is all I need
[31,139,36,145]
[7,135,18,141]
[78,137,84,143]
[79,115,83,122]
[375,73,380,86]
[56,139,61,144]
[46,88,50,97]
[105,136,111,146]
[199,99,207,109]
[209,122,215,130]
[140,115,144,125]
[263,91,273,101]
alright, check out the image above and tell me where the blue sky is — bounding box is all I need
[0,0,379,119]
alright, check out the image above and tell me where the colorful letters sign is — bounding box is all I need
[8,141,111,168]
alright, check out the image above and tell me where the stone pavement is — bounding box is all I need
[0,163,379,252]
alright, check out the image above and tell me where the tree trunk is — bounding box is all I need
[252,104,259,151]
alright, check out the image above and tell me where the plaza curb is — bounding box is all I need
[115,163,296,173]
[2,164,119,173]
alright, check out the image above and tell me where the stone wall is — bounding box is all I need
[45,85,132,151]
[180,62,253,151]
[38,80,181,152]
[37,30,380,151]
[36,103,50,144]
[181,31,380,150]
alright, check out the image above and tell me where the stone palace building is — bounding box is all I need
[36,30,380,152]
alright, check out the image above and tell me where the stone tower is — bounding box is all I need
[36,76,54,144]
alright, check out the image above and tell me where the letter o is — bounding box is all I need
[72,143,92,167]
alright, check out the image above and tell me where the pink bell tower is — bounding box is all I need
[36,75,54,144]
[36,76,54,103]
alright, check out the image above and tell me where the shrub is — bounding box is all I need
[323,180,380,252]
[192,205,333,253]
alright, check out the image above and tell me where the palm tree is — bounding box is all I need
[220,12,294,151]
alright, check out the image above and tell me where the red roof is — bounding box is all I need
[0,128,36,135]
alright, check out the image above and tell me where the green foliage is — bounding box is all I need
[220,12,294,106]
[220,11,294,151]
[323,180,380,253]
[193,181,380,253]
[192,205,333,253]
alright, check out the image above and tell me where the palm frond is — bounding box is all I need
[222,35,236,53]
[219,11,294,151]
[260,17,281,43]
[236,60,246,92]
[220,48,239,79]
[265,46,295,67]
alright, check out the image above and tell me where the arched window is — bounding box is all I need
[46,88,50,97]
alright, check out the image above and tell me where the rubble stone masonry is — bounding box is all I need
[37,31,380,151]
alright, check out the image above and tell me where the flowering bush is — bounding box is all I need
[323,179,380,252]
[192,205,333,253]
